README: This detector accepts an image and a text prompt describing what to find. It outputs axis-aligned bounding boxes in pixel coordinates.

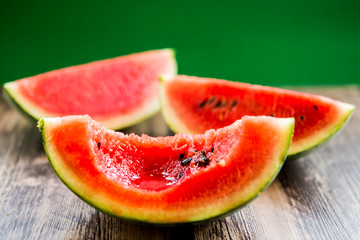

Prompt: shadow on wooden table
[73,209,255,240]
[75,211,198,240]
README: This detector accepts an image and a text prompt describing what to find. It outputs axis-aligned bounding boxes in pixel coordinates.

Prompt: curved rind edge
[3,83,39,123]
[38,116,294,226]
[3,48,177,130]
[36,117,123,223]
[158,75,194,134]
[158,76,355,159]
[287,103,355,159]
[4,79,162,131]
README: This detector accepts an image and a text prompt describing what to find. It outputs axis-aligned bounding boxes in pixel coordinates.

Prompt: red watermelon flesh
[3,49,176,129]
[160,75,355,157]
[39,115,294,224]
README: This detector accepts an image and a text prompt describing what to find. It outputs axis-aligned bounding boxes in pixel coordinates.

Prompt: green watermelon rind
[287,104,354,159]
[38,118,130,222]
[38,116,294,225]
[159,75,355,159]
[2,85,40,123]
[158,75,195,134]
[3,49,177,130]
[3,79,162,130]
[188,118,295,225]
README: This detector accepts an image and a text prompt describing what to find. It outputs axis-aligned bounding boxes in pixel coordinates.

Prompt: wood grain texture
[0,86,359,240]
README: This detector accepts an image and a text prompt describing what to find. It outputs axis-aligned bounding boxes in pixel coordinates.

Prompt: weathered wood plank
[277,86,360,240]
[0,86,359,240]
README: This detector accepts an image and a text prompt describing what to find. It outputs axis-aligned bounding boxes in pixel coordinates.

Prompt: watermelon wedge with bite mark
[3,49,177,130]
[38,115,294,224]
[159,75,355,157]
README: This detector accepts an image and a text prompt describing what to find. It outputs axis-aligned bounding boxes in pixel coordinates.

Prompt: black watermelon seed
[181,157,192,166]
[211,147,214,152]
[299,115,304,121]
[214,99,222,108]
[198,99,207,108]
[196,158,209,166]
[97,142,101,149]
[177,172,184,179]
[201,155,210,163]
[198,150,210,164]
[270,113,274,117]
[180,153,185,160]
[313,105,318,110]
[208,97,216,105]
[231,100,238,108]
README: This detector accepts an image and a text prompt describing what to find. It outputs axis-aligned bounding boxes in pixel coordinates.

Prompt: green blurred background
[1,0,359,86]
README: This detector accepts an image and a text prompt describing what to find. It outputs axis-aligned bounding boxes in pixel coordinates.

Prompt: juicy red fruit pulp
[166,77,338,142]
[17,50,174,117]
[94,137,218,191]
[50,116,282,196]
[42,115,294,224]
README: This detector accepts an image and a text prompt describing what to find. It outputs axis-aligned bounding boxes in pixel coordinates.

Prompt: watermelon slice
[159,75,355,157]
[3,49,177,129]
[38,115,294,224]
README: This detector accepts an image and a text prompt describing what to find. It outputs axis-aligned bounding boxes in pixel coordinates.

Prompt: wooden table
[1,86,359,240]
